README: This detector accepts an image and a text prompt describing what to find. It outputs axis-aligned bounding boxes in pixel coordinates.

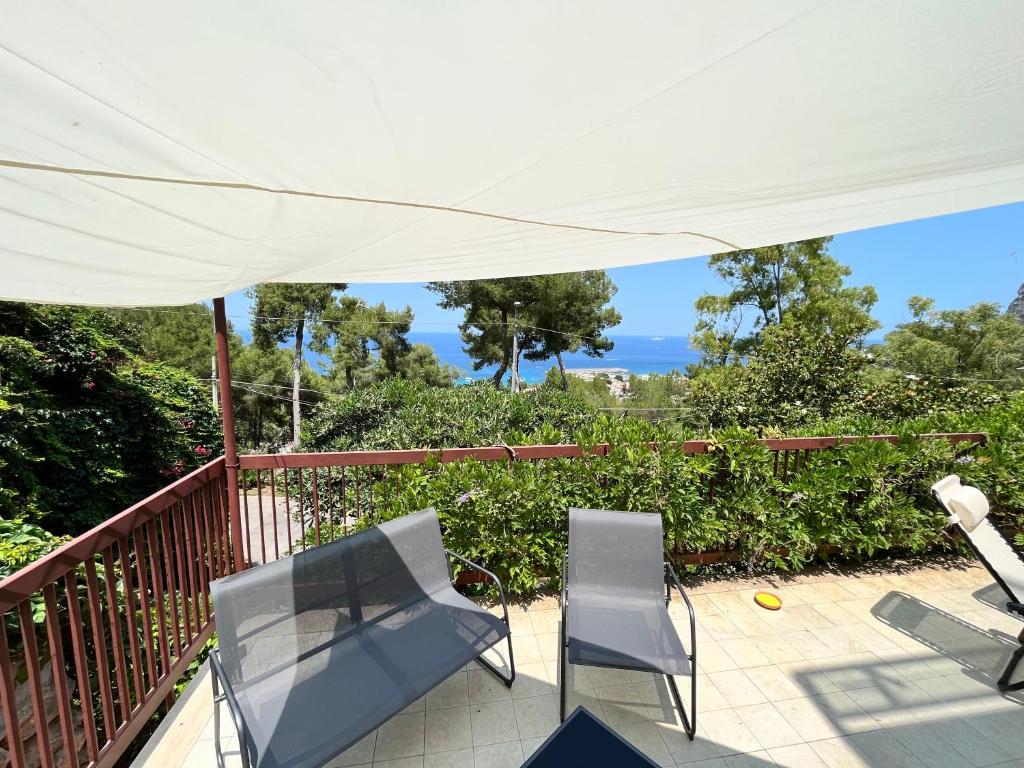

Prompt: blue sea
[238,327,701,384]
[408,332,700,384]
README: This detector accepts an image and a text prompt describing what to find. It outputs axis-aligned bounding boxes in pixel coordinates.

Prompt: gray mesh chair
[209,508,515,768]
[560,508,697,738]
[932,475,1024,691]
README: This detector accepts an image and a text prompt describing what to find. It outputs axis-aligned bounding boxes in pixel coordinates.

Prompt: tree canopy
[873,297,1024,388]
[691,238,878,363]
[427,273,620,387]
[248,283,346,443]
[522,272,621,390]
[0,302,221,534]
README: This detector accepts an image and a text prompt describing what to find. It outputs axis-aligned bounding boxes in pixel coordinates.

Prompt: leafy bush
[0,303,221,535]
[302,379,596,451]
[365,397,1022,596]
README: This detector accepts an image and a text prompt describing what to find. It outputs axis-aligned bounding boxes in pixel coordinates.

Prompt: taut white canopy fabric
[2,1,1024,305]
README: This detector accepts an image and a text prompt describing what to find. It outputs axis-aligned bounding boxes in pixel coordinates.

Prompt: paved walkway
[141,557,1024,768]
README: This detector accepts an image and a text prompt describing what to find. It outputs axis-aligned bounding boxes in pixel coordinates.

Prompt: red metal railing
[233,433,986,567]
[0,432,985,766]
[0,459,232,768]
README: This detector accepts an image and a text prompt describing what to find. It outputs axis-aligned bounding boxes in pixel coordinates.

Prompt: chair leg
[212,666,226,768]
[997,629,1024,692]
[559,615,568,722]
[665,672,697,740]
[477,632,516,688]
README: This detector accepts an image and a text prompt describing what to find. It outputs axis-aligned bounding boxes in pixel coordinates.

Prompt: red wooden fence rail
[0,432,985,766]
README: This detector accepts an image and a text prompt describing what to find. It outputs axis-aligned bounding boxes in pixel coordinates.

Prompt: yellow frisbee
[754,592,782,611]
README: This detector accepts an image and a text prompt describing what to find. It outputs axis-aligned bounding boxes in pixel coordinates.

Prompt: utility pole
[511,300,522,392]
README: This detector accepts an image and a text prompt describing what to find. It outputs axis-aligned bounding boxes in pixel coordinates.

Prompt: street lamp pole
[511,300,522,392]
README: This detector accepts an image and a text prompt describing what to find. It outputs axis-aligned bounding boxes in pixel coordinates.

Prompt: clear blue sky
[225,201,1023,337]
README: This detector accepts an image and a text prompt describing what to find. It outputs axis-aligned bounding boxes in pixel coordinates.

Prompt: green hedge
[367,398,1023,596]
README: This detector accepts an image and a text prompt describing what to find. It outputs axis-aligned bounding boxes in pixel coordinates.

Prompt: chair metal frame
[559,553,697,739]
[210,546,514,768]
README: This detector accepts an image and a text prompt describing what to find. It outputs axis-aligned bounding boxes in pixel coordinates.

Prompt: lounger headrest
[942,480,990,533]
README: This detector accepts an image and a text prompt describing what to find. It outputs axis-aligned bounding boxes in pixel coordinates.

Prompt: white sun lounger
[932,475,1024,691]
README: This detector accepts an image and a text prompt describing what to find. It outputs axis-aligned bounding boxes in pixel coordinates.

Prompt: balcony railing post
[214,297,246,573]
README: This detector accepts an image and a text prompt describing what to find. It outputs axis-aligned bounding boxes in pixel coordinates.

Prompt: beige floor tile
[706,670,767,707]
[719,637,772,668]
[655,719,722,764]
[528,608,561,635]
[427,672,469,710]
[732,702,803,749]
[504,609,534,635]
[512,694,559,740]
[467,669,513,704]
[767,743,828,767]
[424,706,472,755]
[846,730,926,768]
[812,653,889,692]
[326,731,377,766]
[702,613,747,641]
[812,690,879,735]
[472,740,524,768]
[422,748,474,768]
[707,591,753,615]
[469,700,519,746]
[815,627,865,656]
[787,604,837,631]
[610,719,674,767]
[634,675,706,720]
[563,687,605,721]
[374,712,426,761]
[585,665,634,688]
[722,751,773,768]
[778,659,841,696]
[594,683,650,725]
[519,736,546,762]
[780,630,839,660]
[926,718,1015,767]
[373,757,423,768]
[960,709,1024,760]
[533,632,559,662]
[771,695,843,742]
[754,633,804,665]
[890,721,980,768]
[556,661,591,691]
[699,641,741,673]
[810,736,872,768]
[725,609,777,638]
[699,708,763,756]
[400,696,427,714]
[509,635,544,665]
[842,622,899,653]
[743,664,804,702]
[511,661,556,699]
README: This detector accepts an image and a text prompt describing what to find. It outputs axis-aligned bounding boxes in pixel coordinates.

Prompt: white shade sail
[2,1,1023,306]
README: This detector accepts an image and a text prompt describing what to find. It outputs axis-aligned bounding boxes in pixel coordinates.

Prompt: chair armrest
[445,549,510,626]
[665,562,697,663]
[210,649,257,768]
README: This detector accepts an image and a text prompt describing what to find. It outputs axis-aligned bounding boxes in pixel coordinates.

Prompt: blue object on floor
[521,706,659,767]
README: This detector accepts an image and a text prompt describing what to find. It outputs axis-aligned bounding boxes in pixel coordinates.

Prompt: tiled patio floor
[137,557,1024,768]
